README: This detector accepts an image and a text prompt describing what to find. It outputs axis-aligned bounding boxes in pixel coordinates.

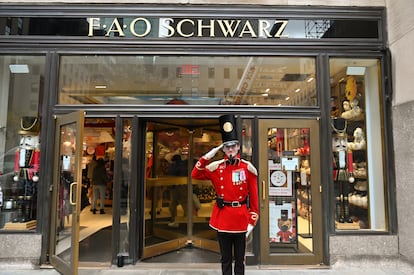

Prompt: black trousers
[217,231,246,275]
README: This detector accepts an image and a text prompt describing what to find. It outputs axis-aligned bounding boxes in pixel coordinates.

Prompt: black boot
[343,198,353,223]
[336,199,344,223]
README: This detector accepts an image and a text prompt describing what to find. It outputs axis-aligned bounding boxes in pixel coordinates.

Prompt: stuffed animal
[345,76,357,101]
[276,211,293,243]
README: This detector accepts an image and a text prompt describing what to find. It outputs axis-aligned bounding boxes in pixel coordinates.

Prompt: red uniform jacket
[14,148,40,181]
[192,155,259,233]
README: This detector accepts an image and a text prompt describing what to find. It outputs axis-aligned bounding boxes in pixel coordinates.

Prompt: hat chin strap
[228,154,236,165]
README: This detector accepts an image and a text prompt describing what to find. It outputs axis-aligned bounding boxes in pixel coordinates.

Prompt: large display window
[330,58,387,231]
[58,55,316,107]
[0,55,45,231]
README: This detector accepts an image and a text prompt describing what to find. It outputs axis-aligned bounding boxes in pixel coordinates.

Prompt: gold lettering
[130,17,151,37]
[161,18,175,37]
[217,20,241,37]
[177,19,194,37]
[197,19,215,37]
[239,20,257,38]
[273,20,288,38]
[106,18,125,37]
[88,17,100,37]
[258,20,271,38]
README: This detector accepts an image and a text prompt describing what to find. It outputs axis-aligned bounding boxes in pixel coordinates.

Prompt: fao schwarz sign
[88,17,289,38]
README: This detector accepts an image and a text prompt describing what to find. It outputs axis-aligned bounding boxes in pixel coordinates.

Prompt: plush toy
[341,99,363,120]
[347,127,366,150]
[345,76,357,101]
[276,210,293,243]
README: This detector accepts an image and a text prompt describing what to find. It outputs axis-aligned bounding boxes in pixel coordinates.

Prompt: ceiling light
[95,85,107,89]
[307,77,314,83]
[295,88,301,93]
[346,66,366,75]
[285,96,290,101]
[9,64,29,73]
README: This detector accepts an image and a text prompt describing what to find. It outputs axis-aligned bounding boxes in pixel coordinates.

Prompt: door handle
[262,180,266,201]
[69,182,77,206]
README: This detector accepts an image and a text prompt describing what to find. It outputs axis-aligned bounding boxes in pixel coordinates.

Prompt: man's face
[222,143,240,158]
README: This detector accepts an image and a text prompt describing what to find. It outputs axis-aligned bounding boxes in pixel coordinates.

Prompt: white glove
[204,144,223,160]
[246,224,254,238]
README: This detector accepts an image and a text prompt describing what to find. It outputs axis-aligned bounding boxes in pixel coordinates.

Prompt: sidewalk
[0,258,413,275]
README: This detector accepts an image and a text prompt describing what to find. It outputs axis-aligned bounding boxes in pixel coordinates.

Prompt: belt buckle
[231,201,241,207]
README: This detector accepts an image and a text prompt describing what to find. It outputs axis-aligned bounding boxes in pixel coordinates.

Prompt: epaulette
[206,159,225,172]
[241,159,258,176]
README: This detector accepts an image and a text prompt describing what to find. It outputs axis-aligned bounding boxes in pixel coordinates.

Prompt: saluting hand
[204,144,223,160]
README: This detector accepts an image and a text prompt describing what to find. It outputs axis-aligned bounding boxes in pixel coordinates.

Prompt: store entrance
[258,119,324,265]
[142,118,222,259]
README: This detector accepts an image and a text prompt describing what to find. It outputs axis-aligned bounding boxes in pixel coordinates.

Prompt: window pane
[0,55,45,231]
[58,55,316,107]
[330,58,387,231]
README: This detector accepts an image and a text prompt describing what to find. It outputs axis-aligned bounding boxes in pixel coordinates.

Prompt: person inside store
[87,155,98,184]
[91,158,108,214]
[191,114,259,275]
[167,154,201,228]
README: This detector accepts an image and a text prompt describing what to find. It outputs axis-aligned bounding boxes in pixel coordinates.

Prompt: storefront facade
[0,3,398,273]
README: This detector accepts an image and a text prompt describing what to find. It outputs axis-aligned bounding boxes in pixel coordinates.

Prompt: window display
[0,55,45,231]
[330,58,386,231]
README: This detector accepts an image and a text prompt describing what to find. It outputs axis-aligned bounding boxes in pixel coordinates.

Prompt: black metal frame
[0,3,394,268]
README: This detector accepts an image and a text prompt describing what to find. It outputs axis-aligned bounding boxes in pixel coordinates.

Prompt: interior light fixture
[9,64,29,73]
[346,66,366,75]
[95,85,107,89]
[295,88,301,93]
[307,77,314,82]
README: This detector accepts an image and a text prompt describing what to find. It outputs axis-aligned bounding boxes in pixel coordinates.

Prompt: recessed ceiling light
[9,64,29,73]
[346,66,366,75]
[95,85,107,89]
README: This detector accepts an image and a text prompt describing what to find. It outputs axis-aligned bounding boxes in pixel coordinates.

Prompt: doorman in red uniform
[192,114,259,275]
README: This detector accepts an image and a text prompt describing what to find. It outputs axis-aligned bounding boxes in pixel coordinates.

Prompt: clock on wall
[270,170,287,187]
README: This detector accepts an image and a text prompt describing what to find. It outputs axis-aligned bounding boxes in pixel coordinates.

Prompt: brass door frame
[49,111,84,275]
[258,118,323,265]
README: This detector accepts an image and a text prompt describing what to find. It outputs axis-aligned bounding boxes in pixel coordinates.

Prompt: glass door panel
[143,121,220,258]
[49,111,84,275]
[259,119,323,265]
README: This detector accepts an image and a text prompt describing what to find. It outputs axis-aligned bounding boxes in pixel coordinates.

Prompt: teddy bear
[347,127,366,150]
[276,210,294,243]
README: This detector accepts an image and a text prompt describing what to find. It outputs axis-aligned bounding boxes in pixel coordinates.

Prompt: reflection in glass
[267,126,313,253]
[56,123,77,262]
[120,119,131,252]
[58,55,316,107]
[143,122,220,257]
